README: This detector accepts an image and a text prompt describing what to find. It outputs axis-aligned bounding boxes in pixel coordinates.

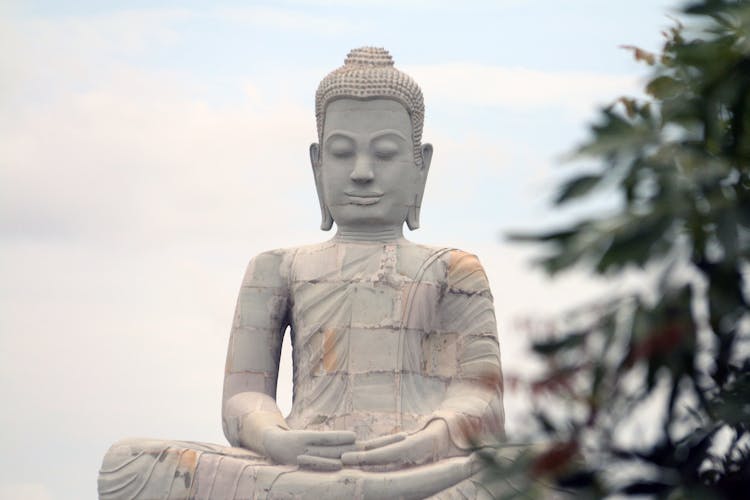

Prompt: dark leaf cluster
[502,1,750,498]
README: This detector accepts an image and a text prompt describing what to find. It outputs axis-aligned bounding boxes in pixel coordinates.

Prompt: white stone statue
[99,47,506,499]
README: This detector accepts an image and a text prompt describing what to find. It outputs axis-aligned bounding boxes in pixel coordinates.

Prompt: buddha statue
[99,47,506,499]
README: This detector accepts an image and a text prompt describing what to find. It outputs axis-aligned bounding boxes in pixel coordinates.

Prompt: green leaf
[646,75,682,99]
[715,204,739,258]
[575,109,657,160]
[506,227,578,243]
[594,215,674,273]
[532,332,588,355]
[621,481,673,495]
[555,174,603,204]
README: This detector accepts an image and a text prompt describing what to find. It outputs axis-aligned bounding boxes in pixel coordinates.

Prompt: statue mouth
[345,192,383,205]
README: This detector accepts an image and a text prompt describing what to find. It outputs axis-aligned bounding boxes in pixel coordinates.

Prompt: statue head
[310,47,433,233]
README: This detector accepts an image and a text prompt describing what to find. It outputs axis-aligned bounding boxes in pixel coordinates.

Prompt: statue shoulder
[441,248,492,295]
[398,243,491,294]
[241,241,336,287]
[241,247,295,288]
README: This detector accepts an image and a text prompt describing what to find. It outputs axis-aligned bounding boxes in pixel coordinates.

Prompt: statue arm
[222,250,291,454]
[432,250,505,449]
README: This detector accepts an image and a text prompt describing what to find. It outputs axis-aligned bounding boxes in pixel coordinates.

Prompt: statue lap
[99,438,502,499]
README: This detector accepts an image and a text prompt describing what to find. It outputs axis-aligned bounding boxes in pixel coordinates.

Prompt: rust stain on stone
[448,250,485,288]
[448,250,480,278]
[478,371,503,391]
[457,415,484,442]
[323,328,337,372]
[179,449,198,472]
[176,449,198,490]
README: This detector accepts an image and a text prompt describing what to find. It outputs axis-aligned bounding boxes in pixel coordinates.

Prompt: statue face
[312,98,430,231]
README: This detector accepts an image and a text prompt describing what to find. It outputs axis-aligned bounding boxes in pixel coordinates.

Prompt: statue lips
[345,192,383,205]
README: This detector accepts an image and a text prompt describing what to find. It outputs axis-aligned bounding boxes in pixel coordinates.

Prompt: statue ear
[310,143,333,231]
[406,143,432,231]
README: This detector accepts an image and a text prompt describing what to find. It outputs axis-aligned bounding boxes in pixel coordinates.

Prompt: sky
[0,1,680,498]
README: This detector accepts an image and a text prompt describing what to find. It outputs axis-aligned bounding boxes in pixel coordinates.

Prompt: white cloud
[0,484,54,500]
[4,8,188,61]
[213,6,362,35]
[0,61,320,245]
[282,0,528,7]
[406,63,641,113]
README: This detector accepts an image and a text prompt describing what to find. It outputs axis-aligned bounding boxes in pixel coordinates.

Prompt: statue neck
[333,224,404,242]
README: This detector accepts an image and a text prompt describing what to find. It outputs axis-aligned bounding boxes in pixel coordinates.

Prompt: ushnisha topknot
[315,47,426,167]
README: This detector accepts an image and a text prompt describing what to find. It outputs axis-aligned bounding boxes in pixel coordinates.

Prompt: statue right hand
[262,427,357,468]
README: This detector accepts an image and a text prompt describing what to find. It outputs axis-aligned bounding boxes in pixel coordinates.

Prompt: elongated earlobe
[406,143,432,231]
[310,143,333,231]
[406,198,421,230]
[320,207,334,231]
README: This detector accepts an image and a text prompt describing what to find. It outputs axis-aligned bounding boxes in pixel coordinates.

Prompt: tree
[489,1,750,497]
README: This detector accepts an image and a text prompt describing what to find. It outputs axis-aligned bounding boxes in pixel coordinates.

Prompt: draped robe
[99,240,505,499]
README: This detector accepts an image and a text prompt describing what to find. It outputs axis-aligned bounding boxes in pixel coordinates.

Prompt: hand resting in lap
[343,419,463,472]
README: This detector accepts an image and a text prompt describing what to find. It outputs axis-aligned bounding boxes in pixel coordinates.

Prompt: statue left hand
[341,419,462,471]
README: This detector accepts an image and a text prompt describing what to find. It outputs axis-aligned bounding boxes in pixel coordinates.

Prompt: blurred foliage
[501,0,750,498]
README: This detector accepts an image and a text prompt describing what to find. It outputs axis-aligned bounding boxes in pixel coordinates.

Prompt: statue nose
[350,158,374,183]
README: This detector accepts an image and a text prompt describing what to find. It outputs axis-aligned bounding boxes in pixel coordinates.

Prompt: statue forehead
[323,98,412,137]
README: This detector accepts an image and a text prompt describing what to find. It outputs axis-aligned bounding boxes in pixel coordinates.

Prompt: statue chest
[284,243,459,429]
[287,242,453,376]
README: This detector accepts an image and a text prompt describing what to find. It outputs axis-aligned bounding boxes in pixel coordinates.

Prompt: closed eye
[372,138,400,160]
[327,137,355,158]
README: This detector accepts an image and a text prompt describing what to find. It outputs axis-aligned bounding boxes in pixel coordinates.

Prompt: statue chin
[98,47,517,500]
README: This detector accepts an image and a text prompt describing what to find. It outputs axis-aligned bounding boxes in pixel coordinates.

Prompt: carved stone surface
[99,47,510,499]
